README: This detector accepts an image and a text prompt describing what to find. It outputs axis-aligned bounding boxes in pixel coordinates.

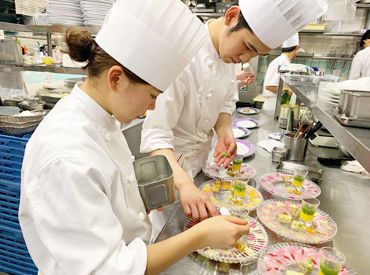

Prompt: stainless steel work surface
[156,108,370,274]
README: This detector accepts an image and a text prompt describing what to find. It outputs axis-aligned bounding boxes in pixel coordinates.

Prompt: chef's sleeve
[220,65,239,114]
[264,62,281,87]
[349,52,361,80]
[20,157,147,275]
[140,76,187,153]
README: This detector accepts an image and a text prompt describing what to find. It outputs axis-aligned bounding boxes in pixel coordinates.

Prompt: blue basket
[0,135,29,150]
[0,166,21,177]
[0,173,21,186]
[0,160,22,170]
[0,152,23,164]
[0,184,21,200]
[0,258,37,275]
[0,145,25,157]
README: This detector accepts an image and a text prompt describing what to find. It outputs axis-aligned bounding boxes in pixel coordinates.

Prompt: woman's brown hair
[65,27,148,84]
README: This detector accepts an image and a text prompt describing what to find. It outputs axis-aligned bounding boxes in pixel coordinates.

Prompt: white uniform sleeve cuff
[140,128,175,153]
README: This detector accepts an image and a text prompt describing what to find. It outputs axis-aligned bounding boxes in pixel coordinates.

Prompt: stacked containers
[0,133,37,275]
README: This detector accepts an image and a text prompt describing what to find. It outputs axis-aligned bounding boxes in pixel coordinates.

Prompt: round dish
[237,107,260,115]
[232,126,250,139]
[236,139,256,158]
[257,199,337,244]
[184,216,268,264]
[199,180,263,212]
[258,242,357,274]
[202,162,256,180]
[259,173,321,200]
[233,118,261,129]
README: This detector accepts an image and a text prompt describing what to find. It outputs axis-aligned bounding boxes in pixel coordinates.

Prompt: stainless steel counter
[156,109,370,274]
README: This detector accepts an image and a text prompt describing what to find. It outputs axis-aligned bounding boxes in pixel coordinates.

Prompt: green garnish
[221,152,228,157]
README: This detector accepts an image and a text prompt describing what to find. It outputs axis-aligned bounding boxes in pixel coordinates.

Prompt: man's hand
[213,135,237,168]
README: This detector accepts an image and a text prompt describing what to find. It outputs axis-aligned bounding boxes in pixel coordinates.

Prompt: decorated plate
[237,107,260,115]
[259,173,321,200]
[236,139,256,158]
[232,126,250,139]
[202,162,256,180]
[199,180,263,212]
[233,118,261,129]
[184,216,268,264]
[257,200,337,244]
[258,242,357,275]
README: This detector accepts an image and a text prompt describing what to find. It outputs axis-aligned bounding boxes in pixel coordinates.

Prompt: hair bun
[65,28,93,62]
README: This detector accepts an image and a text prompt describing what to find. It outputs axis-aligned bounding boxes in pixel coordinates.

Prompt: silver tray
[334,110,370,128]
[276,161,323,184]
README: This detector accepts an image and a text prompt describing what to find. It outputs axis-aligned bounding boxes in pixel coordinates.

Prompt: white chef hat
[282,33,299,48]
[95,0,207,91]
[239,0,327,49]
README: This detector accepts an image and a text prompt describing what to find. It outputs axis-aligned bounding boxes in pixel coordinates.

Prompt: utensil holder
[283,134,308,161]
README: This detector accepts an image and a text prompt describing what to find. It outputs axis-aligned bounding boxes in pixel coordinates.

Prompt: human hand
[176,170,218,221]
[214,135,237,168]
[193,215,250,250]
[236,70,255,86]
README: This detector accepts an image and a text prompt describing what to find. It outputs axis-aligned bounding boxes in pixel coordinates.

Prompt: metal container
[338,90,370,120]
[276,161,323,183]
[133,155,175,211]
[271,147,287,163]
[283,134,308,161]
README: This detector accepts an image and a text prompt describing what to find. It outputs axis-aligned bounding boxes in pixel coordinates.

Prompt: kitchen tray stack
[0,133,37,275]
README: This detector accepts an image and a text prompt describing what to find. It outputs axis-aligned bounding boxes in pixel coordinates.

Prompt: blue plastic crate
[0,185,21,201]
[0,152,23,164]
[0,224,22,236]
[0,135,29,150]
[0,145,25,157]
[0,231,27,251]
[0,172,21,185]
[0,160,22,170]
[0,246,35,267]
[0,166,21,177]
[0,258,37,275]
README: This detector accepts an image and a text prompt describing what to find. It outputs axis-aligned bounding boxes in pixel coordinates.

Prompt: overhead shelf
[0,64,86,75]
[356,3,370,8]
[281,76,370,172]
[0,22,100,34]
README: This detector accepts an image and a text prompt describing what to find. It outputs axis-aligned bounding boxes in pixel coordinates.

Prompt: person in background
[141,0,327,222]
[349,30,370,80]
[18,1,251,274]
[262,33,299,111]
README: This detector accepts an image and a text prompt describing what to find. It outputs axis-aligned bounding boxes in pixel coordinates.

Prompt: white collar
[205,20,221,60]
[71,83,117,131]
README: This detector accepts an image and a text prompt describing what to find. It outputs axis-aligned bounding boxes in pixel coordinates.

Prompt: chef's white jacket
[262,54,290,110]
[349,47,370,80]
[19,84,151,275]
[140,22,239,177]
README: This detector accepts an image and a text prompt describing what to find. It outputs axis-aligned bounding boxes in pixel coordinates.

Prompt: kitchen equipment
[283,133,308,161]
[338,90,370,119]
[133,155,175,211]
[335,89,370,128]
[279,104,300,130]
[272,147,288,163]
[276,161,324,183]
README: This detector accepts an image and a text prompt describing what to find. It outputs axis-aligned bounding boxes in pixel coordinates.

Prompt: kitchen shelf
[267,54,353,61]
[192,12,224,18]
[281,76,370,172]
[299,31,363,37]
[0,64,85,75]
[356,3,370,8]
[0,22,100,34]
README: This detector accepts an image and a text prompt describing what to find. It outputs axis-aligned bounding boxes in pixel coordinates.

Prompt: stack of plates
[318,87,341,107]
[81,0,114,26]
[48,0,83,26]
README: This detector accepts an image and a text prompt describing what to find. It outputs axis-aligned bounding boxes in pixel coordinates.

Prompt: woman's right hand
[192,215,250,250]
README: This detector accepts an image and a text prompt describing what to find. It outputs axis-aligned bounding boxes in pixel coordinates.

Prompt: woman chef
[140,0,327,221]
[18,1,251,274]
[349,30,370,80]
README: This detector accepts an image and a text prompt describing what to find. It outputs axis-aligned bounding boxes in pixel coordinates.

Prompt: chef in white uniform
[18,1,252,274]
[349,30,370,80]
[262,33,299,110]
[141,0,327,221]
